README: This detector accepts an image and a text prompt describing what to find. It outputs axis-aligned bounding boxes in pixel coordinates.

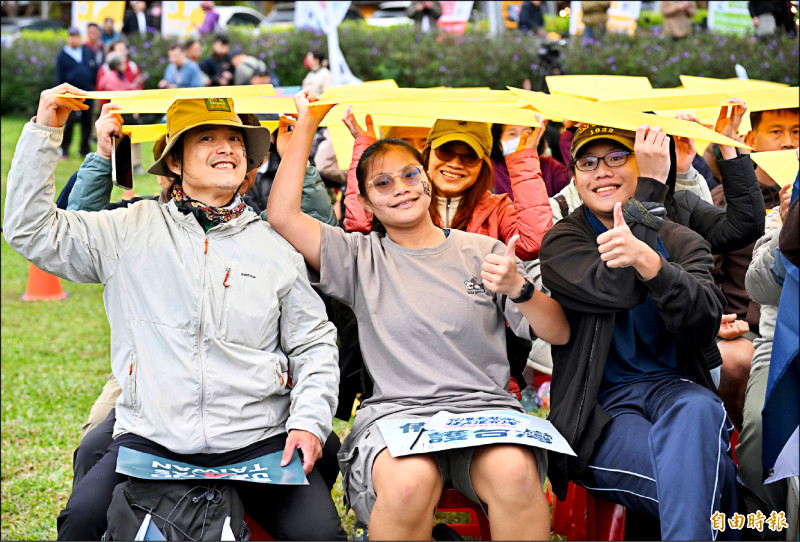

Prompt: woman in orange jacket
[341,107,554,261]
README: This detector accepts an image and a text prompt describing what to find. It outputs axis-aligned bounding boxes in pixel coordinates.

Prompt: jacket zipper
[446,198,452,228]
[197,234,210,449]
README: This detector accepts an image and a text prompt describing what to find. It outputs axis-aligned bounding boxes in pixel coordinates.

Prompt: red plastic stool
[552,482,588,540]
[243,512,274,541]
[586,490,626,541]
[552,482,627,540]
[436,487,492,540]
[730,429,740,465]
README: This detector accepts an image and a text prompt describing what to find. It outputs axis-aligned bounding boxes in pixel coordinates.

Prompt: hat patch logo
[205,98,231,112]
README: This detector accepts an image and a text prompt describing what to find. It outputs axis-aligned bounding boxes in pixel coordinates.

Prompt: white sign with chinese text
[377,409,575,458]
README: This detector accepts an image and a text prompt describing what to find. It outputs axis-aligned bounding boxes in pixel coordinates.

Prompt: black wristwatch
[510,281,535,303]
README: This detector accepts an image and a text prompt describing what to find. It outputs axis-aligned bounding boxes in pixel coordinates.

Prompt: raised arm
[502,115,555,259]
[67,103,125,212]
[341,105,377,233]
[3,86,125,284]
[266,89,333,272]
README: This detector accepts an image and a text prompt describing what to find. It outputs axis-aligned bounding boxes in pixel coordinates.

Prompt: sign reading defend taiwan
[115,447,308,485]
[377,409,575,458]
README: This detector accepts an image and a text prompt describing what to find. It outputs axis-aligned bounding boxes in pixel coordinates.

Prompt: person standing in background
[184,39,211,86]
[194,1,220,36]
[661,1,697,40]
[405,1,442,32]
[85,23,105,66]
[581,1,610,43]
[99,17,120,47]
[158,43,204,89]
[301,50,333,96]
[56,27,98,159]
[122,1,153,38]
[518,1,545,34]
[201,34,233,86]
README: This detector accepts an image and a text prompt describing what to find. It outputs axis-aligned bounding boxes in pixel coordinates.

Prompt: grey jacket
[745,208,783,373]
[4,121,339,454]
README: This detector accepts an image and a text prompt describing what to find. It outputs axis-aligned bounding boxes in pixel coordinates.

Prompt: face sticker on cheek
[421,178,431,197]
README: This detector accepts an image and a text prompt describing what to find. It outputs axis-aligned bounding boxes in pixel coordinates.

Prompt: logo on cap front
[204,98,231,112]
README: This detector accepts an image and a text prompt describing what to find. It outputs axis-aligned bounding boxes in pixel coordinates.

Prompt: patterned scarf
[171,183,246,226]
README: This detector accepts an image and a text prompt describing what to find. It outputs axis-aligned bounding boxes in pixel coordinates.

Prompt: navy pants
[575,378,739,541]
[58,432,345,541]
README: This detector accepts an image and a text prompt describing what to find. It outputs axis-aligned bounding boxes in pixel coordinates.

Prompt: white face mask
[501,136,520,157]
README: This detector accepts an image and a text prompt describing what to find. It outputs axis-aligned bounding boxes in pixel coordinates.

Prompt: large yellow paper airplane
[510,87,749,149]
[124,120,280,143]
[314,87,520,106]
[111,96,297,115]
[750,150,799,188]
[679,75,789,91]
[54,84,277,101]
[545,75,653,101]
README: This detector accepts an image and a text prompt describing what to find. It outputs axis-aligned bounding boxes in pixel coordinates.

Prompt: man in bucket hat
[3,84,344,540]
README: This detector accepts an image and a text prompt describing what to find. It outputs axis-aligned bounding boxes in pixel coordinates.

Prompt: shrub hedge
[2,24,798,116]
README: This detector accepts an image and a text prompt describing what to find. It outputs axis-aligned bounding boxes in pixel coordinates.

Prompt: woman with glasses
[341,108,553,262]
[268,89,570,540]
[538,123,740,541]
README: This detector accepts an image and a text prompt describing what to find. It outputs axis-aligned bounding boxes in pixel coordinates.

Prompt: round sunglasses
[368,165,424,195]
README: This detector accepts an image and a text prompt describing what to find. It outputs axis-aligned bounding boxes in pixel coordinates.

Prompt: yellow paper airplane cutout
[316,100,542,129]
[113,96,297,115]
[599,88,732,111]
[124,120,279,143]
[55,84,277,100]
[679,76,789,91]
[314,88,520,106]
[750,150,799,187]
[509,88,749,149]
[545,75,652,101]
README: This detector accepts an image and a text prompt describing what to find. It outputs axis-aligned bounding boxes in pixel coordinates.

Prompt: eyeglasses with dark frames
[572,150,634,172]
[367,165,424,195]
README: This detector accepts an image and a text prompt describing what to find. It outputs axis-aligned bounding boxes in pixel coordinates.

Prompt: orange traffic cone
[21,263,68,301]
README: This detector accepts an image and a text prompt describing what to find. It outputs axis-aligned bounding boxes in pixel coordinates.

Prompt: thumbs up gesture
[597,202,662,279]
[482,234,526,297]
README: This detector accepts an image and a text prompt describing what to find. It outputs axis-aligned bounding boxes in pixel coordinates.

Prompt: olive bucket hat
[148,97,270,176]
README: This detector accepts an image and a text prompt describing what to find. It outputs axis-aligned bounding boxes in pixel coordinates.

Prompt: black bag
[105,478,246,541]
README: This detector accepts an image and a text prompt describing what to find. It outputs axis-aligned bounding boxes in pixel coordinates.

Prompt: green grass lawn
[1,115,557,541]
